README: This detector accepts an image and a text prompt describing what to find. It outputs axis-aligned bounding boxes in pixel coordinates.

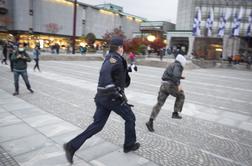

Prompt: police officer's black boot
[123,142,140,153]
[146,118,154,132]
[172,112,182,119]
[63,143,75,164]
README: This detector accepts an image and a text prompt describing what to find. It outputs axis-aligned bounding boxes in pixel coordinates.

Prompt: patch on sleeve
[109,57,117,64]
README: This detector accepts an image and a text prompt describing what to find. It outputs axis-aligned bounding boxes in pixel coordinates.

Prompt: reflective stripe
[97,84,115,90]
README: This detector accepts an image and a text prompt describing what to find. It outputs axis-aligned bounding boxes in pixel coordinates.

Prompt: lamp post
[72,0,77,54]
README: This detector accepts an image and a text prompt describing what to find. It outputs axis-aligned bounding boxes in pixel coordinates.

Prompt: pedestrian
[1,42,8,65]
[55,43,60,54]
[128,51,135,64]
[8,42,15,72]
[11,43,34,96]
[63,36,140,164]
[33,45,41,71]
[247,55,252,69]
[146,54,186,132]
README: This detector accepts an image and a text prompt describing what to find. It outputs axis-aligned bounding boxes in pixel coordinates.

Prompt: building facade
[168,0,252,60]
[133,21,175,42]
[0,0,144,50]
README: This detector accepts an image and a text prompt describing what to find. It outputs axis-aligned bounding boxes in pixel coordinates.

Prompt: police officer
[63,36,140,164]
[146,54,186,132]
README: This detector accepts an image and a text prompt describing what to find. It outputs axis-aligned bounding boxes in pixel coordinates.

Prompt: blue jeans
[13,70,31,92]
[68,95,136,151]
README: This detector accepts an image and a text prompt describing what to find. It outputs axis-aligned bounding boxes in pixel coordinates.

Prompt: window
[29,9,33,16]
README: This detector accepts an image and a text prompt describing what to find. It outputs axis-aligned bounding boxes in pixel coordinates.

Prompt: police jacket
[11,50,31,70]
[162,61,183,86]
[97,52,130,94]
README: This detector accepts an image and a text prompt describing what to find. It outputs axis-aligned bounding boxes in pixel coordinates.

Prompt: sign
[45,23,62,33]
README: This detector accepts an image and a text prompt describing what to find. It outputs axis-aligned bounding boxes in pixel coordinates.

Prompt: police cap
[110,36,123,46]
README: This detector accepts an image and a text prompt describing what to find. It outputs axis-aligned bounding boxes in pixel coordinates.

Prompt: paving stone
[77,141,120,161]
[193,112,220,122]
[0,107,5,113]
[216,118,240,127]
[10,107,47,119]
[239,122,252,132]
[90,150,149,166]
[14,144,71,166]
[0,97,24,105]
[220,111,250,121]
[37,122,80,138]
[1,134,51,156]
[2,102,35,111]
[51,129,84,145]
[0,112,21,127]
[23,114,64,128]
[0,123,36,143]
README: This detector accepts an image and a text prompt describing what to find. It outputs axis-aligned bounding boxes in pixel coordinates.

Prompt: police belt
[97,84,118,96]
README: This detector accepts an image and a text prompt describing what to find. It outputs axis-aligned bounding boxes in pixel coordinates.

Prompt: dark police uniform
[64,42,139,164]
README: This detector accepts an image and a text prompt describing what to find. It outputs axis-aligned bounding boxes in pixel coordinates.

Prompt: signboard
[45,23,63,33]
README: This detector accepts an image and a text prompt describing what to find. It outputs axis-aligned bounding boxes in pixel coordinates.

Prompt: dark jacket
[11,50,31,70]
[162,61,183,86]
[98,52,130,90]
[2,44,7,55]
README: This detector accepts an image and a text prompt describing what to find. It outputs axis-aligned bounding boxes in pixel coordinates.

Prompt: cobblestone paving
[0,146,19,166]
[0,61,252,166]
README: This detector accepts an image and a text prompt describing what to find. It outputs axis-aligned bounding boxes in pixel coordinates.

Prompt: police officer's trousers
[150,82,185,120]
[68,95,136,152]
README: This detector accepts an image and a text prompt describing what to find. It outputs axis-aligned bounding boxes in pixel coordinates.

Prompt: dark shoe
[63,143,74,164]
[146,121,154,132]
[13,92,19,96]
[124,142,140,153]
[172,112,182,119]
[28,89,34,93]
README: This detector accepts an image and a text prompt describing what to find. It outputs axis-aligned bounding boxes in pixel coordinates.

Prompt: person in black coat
[1,42,8,65]
[63,37,140,164]
[11,43,34,96]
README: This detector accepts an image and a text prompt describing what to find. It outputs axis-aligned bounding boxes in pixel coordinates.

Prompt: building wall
[176,0,252,36]
[32,0,83,36]
[176,0,195,30]
[11,0,31,31]
[85,6,140,39]
[5,0,141,39]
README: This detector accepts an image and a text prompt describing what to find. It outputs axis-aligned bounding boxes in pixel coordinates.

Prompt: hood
[175,54,186,68]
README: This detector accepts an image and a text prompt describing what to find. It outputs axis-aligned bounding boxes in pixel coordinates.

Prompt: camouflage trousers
[150,82,185,120]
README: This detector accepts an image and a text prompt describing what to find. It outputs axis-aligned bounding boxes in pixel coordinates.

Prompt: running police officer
[63,36,140,164]
[146,54,186,132]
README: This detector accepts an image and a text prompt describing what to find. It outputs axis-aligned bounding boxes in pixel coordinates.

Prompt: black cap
[110,36,123,46]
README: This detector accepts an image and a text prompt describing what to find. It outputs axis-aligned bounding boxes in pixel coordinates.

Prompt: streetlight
[72,0,77,54]
[147,35,156,42]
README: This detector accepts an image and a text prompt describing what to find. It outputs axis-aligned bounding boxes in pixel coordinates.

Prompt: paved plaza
[0,60,252,166]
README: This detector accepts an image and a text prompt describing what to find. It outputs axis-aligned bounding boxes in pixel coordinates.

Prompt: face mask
[18,48,25,52]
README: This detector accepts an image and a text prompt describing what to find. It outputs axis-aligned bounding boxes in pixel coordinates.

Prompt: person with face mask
[63,36,140,164]
[11,43,34,96]
[146,54,186,132]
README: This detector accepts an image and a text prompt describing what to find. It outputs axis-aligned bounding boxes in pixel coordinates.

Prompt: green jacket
[11,50,31,70]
